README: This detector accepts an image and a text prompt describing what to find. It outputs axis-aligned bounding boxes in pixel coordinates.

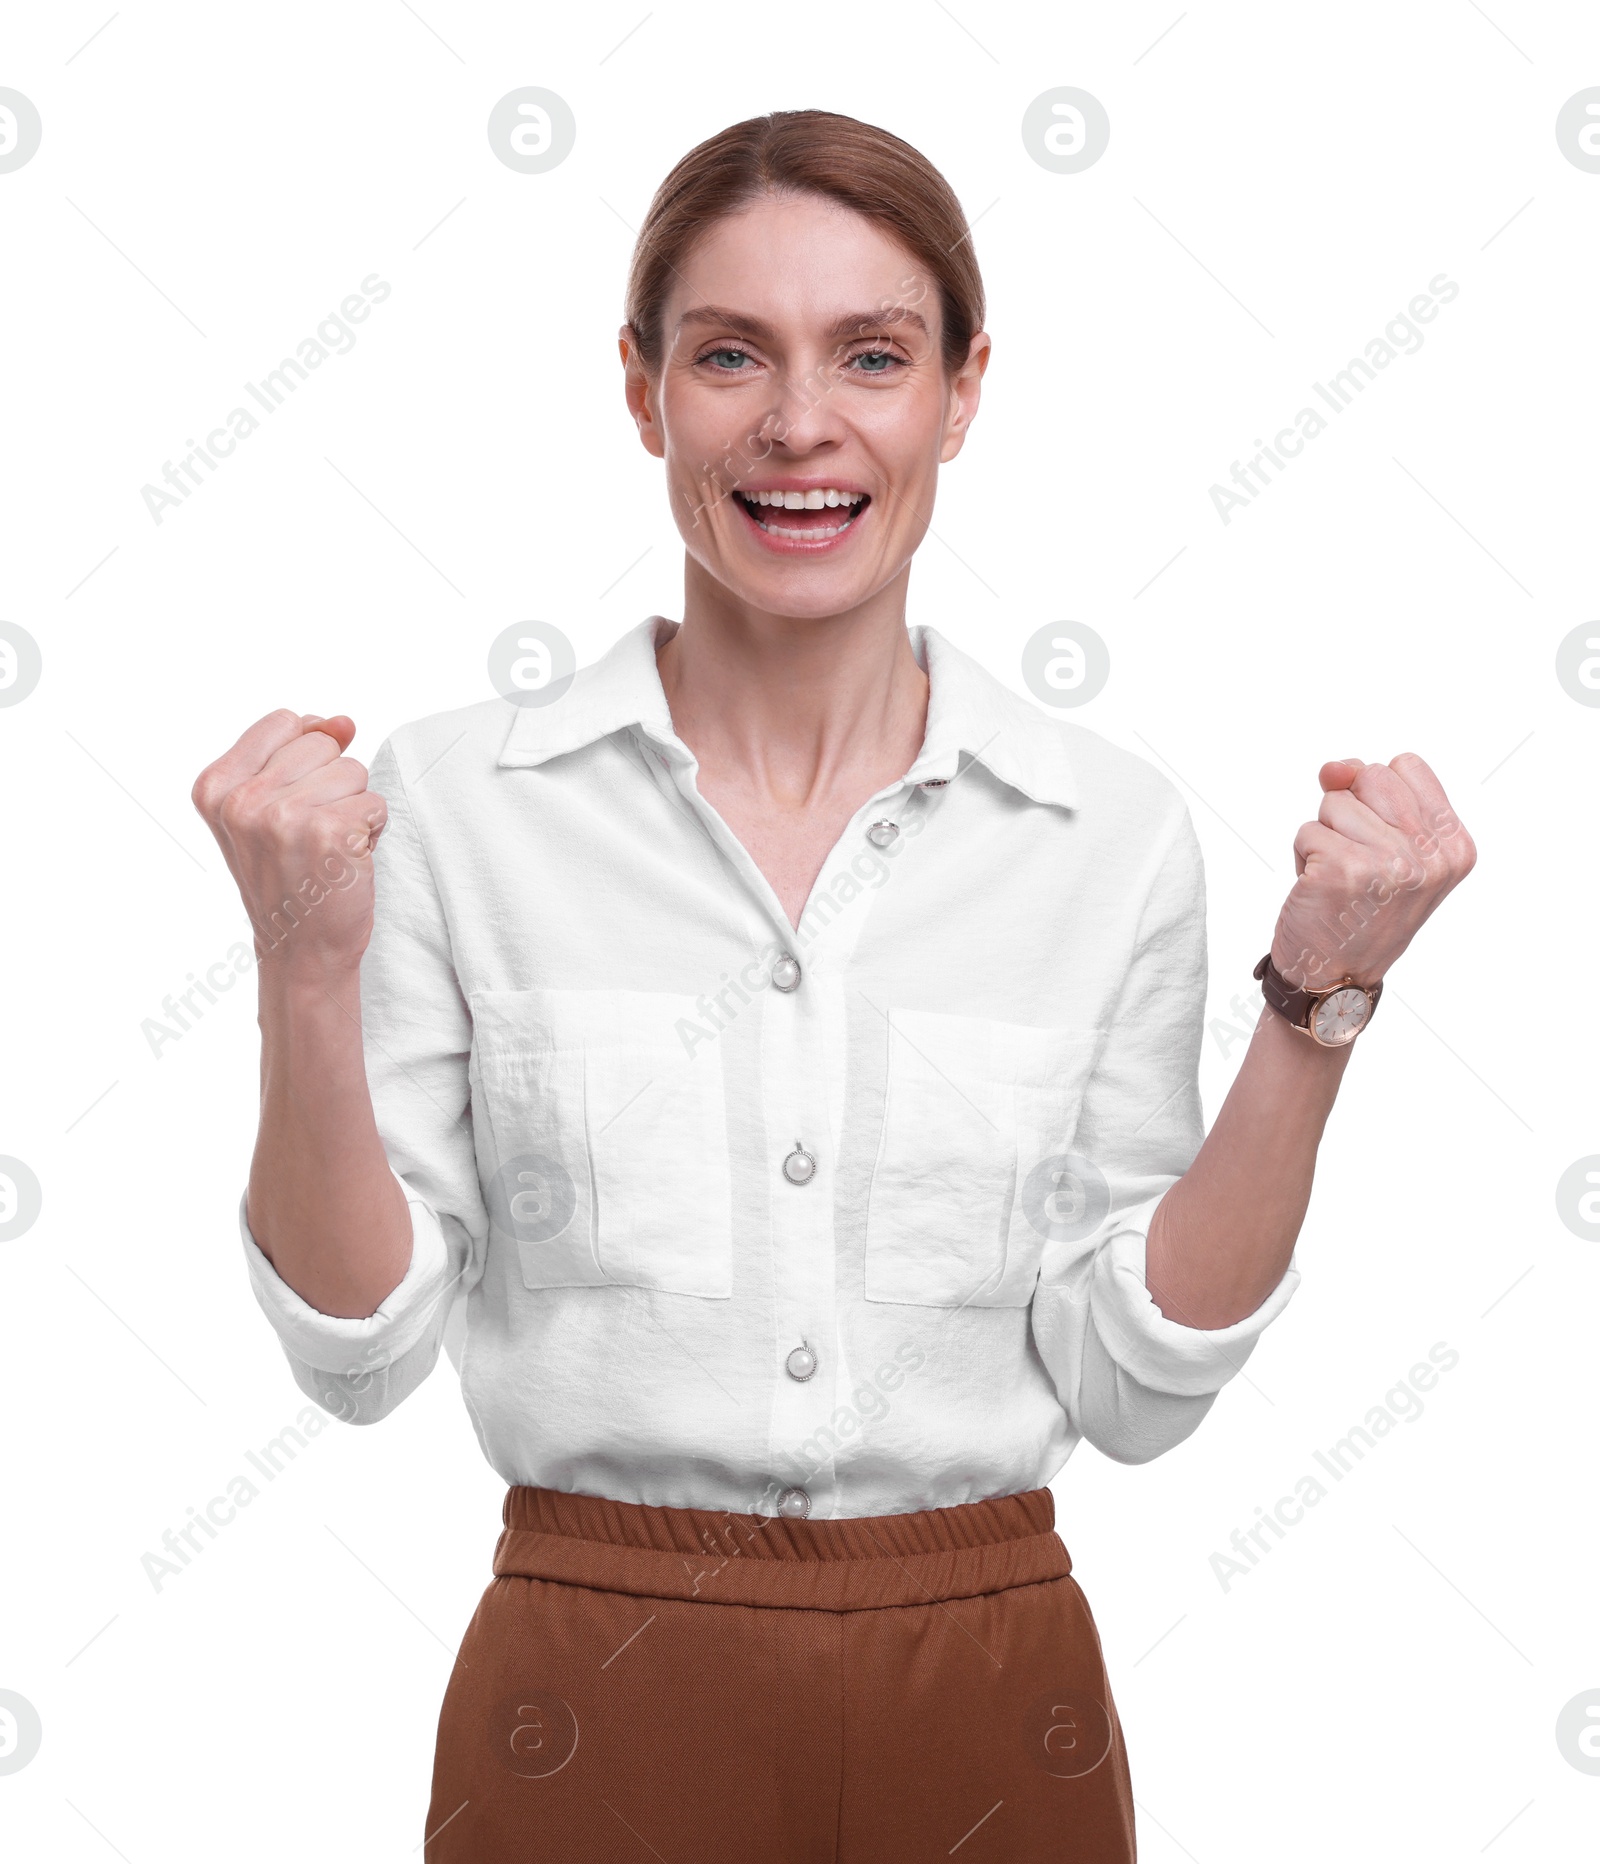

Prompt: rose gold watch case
[1303,980,1376,1047]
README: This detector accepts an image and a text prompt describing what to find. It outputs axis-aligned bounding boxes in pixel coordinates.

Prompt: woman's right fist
[191,709,389,983]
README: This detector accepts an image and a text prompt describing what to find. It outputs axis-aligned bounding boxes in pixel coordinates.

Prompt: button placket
[770,952,884,1524]
[761,919,836,1512]
[758,783,934,1525]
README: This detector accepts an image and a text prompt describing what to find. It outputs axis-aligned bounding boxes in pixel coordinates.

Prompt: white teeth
[741,503,863,539]
[741,488,863,508]
[754,520,850,539]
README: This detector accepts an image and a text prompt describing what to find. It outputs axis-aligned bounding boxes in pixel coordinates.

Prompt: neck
[657,556,930,808]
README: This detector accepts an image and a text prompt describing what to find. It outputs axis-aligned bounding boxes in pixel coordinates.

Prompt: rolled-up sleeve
[237,733,488,1424]
[1029,800,1301,1464]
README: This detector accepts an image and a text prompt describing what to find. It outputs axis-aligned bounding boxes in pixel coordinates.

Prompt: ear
[939,329,991,464]
[619,323,665,460]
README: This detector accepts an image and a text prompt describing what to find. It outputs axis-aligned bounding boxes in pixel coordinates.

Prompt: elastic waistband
[493,1485,1071,1612]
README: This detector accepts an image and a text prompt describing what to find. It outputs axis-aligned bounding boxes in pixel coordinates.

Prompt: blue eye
[701,348,749,370]
[855,350,895,373]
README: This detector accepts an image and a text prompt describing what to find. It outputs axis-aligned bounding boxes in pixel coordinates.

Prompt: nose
[762,355,850,455]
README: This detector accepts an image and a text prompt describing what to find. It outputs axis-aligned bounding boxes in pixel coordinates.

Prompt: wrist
[255,956,363,1020]
[1256,994,1356,1066]
[1269,941,1386,993]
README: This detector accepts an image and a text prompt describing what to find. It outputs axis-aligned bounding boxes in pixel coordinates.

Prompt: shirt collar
[496,614,680,768]
[904,624,1077,809]
[497,614,1077,810]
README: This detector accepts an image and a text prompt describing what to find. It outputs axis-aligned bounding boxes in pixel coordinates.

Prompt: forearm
[246,968,412,1319]
[1144,1003,1350,1330]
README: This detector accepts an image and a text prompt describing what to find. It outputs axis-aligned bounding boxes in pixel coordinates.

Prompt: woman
[192,111,1474,1860]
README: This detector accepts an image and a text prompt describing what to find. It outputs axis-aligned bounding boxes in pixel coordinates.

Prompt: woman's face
[622,191,988,622]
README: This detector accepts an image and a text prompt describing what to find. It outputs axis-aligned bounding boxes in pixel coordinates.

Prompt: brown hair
[624,110,985,375]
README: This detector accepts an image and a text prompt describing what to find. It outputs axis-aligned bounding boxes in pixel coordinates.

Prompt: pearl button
[777,1487,811,1520]
[866,819,899,848]
[919,777,949,789]
[771,953,801,992]
[782,1143,816,1186]
[785,1344,817,1382]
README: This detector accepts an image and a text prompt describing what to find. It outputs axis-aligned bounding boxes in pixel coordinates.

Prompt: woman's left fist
[1271,753,1476,990]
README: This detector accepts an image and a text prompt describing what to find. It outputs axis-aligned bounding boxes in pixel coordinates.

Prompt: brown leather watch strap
[1253,952,1383,1031]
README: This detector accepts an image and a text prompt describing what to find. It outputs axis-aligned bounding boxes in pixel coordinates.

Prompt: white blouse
[238,616,1300,1519]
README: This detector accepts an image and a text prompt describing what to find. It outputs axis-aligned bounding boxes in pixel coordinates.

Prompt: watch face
[1311,986,1371,1046]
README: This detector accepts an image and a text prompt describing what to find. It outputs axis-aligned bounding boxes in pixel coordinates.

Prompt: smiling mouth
[734,487,871,542]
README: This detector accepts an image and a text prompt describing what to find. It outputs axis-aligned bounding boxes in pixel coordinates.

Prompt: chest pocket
[864,1007,1098,1309]
[470,987,734,1298]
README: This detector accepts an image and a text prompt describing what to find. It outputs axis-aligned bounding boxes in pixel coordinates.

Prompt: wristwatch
[1253,953,1383,1048]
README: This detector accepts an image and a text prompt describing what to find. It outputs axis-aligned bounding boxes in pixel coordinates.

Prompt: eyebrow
[675,304,930,343]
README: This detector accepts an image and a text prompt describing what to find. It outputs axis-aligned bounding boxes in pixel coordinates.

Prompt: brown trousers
[425,1485,1137,1862]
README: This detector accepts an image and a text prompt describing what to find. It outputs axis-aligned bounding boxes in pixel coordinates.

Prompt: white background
[1,2,1596,1858]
